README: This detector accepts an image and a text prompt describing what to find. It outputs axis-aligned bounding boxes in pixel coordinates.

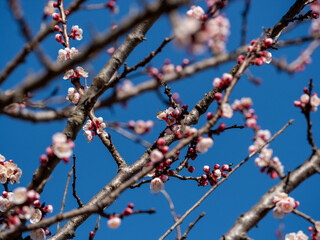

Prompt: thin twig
[180,212,205,240]
[130,179,152,189]
[89,215,101,240]
[161,190,181,239]
[240,0,251,46]
[292,209,316,225]
[72,155,83,208]
[158,119,294,240]
[57,168,73,231]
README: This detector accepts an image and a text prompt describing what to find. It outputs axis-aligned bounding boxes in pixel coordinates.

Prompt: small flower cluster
[127,120,154,135]
[199,163,232,186]
[44,0,56,16]
[83,117,108,143]
[44,133,74,163]
[273,192,299,219]
[116,80,134,95]
[57,47,79,63]
[294,87,320,112]
[66,87,80,105]
[148,139,180,193]
[161,59,190,75]
[232,98,284,178]
[63,66,88,80]
[213,73,233,90]
[0,187,52,239]
[0,154,22,184]
[157,105,189,138]
[175,5,230,54]
[238,38,273,66]
[285,231,309,240]
[308,221,320,240]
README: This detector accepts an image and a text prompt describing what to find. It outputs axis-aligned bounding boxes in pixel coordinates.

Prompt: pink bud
[214,92,222,100]
[157,138,165,146]
[33,200,41,208]
[264,38,273,47]
[46,147,54,156]
[44,204,53,213]
[203,165,210,173]
[188,166,195,173]
[221,164,229,171]
[45,229,51,236]
[127,203,134,209]
[40,154,47,164]
[122,207,133,216]
[237,55,245,64]
[206,112,214,120]
[161,146,169,154]
[214,164,220,169]
[52,13,61,21]
[2,191,7,198]
[54,25,62,32]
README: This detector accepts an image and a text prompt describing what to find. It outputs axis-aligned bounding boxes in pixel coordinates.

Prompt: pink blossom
[52,133,73,159]
[0,196,10,212]
[66,87,80,105]
[107,216,121,229]
[150,177,164,194]
[150,149,163,163]
[30,208,42,224]
[221,103,233,118]
[196,137,214,153]
[71,25,83,40]
[186,6,205,20]
[12,187,27,205]
[44,0,56,16]
[273,192,296,218]
[63,69,75,80]
[76,66,88,78]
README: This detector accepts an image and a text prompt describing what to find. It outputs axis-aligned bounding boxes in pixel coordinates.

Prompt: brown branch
[0,0,189,110]
[222,149,320,239]
[129,179,152,189]
[180,212,206,240]
[159,120,294,240]
[0,0,87,85]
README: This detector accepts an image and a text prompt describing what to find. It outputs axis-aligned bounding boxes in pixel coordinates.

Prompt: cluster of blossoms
[198,163,232,186]
[285,231,309,240]
[0,154,22,184]
[127,120,154,135]
[44,133,74,163]
[175,5,230,54]
[66,87,80,105]
[44,0,56,17]
[157,105,190,138]
[0,187,52,239]
[57,47,79,63]
[232,98,284,178]
[308,221,320,240]
[237,38,273,66]
[213,73,233,90]
[294,87,320,112]
[273,192,299,219]
[116,79,134,95]
[149,138,175,194]
[83,117,108,143]
[63,66,88,81]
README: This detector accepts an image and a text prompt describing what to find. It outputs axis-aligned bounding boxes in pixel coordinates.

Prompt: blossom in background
[273,192,297,218]
[116,80,134,94]
[30,228,46,240]
[150,177,164,194]
[76,66,88,78]
[285,231,308,240]
[0,154,22,185]
[186,5,205,20]
[52,133,74,160]
[44,0,56,16]
[196,137,214,153]
[150,149,163,163]
[128,120,154,135]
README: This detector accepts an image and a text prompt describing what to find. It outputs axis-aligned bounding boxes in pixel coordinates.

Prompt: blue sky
[0,0,320,239]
